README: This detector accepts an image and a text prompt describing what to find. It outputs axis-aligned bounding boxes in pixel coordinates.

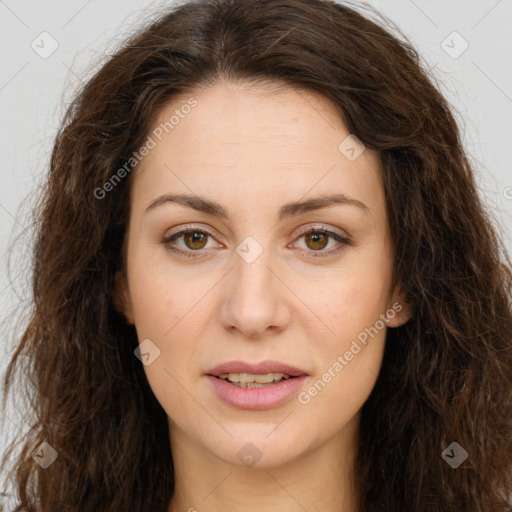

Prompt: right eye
[162,226,223,258]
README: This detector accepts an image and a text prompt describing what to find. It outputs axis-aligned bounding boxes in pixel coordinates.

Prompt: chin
[199,426,318,469]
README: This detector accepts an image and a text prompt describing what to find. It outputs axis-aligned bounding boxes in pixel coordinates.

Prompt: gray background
[1,0,511,504]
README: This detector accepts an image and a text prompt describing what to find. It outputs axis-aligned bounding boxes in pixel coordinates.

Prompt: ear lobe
[112,270,134,325]
[386,284,413,328]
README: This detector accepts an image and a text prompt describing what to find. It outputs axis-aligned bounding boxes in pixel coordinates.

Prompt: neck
[167,414,361,512]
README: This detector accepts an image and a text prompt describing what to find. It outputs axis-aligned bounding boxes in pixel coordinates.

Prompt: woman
[1,0,511,510]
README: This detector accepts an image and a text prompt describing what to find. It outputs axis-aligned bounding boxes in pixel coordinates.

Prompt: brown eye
[293,227,352,259]
[162,227,221,258]
[304,231,329,251]
[183,231,208,250]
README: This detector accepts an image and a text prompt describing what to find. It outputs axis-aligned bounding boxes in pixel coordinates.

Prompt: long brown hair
[2,0,511,510]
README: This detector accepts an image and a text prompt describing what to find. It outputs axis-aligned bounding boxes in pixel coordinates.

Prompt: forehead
[152,79,351,152]
[131,79,384,224]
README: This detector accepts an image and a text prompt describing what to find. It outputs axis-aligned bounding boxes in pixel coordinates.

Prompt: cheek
[126,247,219,375]
[127,265,207,425]
[297,249,392,340]
[129,276,208,373]
[296,283,389,427]
[293,252,391,405]
[127,245,207,338]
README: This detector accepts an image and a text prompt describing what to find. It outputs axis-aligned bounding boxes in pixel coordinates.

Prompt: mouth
[207,360,308,380]
[205,361,309,410]
[215,372,294,388]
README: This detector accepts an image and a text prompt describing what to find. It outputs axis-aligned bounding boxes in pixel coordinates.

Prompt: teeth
[219,372,291,384]
[254,373,280,384]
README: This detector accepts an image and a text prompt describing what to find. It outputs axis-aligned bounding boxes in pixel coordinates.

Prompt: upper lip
[207,360,308,377]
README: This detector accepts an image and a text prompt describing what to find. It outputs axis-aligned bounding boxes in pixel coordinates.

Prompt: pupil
[307,232,328,250]
[186,232,206,249]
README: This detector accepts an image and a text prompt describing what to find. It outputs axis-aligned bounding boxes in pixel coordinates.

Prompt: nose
[219,245,291,339]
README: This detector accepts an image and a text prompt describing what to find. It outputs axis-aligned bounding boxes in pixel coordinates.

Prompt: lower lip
[205,375,308,410]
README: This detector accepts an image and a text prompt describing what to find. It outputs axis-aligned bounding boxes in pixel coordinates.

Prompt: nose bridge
[235,239,273,296]
[220,234,289,337]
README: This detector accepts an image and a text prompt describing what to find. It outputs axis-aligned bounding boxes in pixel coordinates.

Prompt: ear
[112,270,135,325]
[385,283,413,328]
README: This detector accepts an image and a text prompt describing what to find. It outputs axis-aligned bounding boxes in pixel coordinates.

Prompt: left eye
[162,226,351,258]
[292,228,350,256]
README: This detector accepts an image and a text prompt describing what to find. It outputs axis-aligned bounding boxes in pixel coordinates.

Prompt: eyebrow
[144,192,370,220]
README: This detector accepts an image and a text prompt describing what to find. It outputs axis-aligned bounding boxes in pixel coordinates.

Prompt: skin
[114,79,412,512]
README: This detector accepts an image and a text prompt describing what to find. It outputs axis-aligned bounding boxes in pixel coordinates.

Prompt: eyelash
[162,225,352,259]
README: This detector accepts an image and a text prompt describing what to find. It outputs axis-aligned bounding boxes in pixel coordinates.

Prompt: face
[115,79,411,468]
